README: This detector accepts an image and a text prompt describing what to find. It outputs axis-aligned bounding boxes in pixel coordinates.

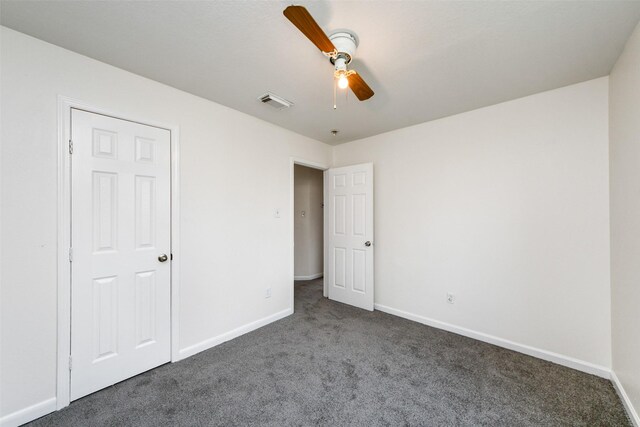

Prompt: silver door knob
[364,241,372,247]
[158,254,168,262]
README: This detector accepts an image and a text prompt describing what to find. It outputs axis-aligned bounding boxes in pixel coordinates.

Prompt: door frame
[56,96,181,409]
[289,157,330,310]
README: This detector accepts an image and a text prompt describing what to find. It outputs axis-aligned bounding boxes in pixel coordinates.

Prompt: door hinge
[69,140,73,154]
[69,247,73,263]
[69,356,73,371]
[170,253,173,261]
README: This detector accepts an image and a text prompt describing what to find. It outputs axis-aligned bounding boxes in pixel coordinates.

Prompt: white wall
[333,78,612,371]
[0,27,331,420]
[293,165,324,280]
[609,21,640,424]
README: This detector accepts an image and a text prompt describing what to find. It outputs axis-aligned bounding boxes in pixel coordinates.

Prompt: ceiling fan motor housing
[329,31,359,71]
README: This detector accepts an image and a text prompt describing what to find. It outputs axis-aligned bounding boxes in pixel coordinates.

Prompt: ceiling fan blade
[349,71,375,101]
[283,5,336,53]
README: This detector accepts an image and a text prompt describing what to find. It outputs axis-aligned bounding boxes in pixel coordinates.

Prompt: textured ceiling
[2,1,640,145]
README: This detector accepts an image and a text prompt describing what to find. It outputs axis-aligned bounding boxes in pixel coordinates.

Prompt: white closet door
[326,163,374,311]
[70,109,171,400]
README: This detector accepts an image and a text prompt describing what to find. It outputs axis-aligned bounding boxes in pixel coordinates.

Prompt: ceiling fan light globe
[338,75,349,89]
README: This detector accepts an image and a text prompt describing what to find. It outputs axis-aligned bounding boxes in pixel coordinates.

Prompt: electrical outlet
[446,293,455,304]
[265,287,272,299]
[274,209,281,218]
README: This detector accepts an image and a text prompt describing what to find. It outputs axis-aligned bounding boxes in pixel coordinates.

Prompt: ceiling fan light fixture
[338,74,349,89]
[335,69,355,90]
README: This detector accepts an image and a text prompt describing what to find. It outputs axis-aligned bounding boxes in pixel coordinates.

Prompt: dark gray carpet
[29,279,629,426]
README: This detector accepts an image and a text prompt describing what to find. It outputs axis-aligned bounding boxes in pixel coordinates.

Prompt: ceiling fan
[283,5,374,101]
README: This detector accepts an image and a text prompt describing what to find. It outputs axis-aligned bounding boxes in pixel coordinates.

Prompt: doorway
[293,164,325,300]
[289,159,375,313]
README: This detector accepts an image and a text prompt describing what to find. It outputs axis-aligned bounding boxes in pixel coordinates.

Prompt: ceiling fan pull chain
[345,82,349,106]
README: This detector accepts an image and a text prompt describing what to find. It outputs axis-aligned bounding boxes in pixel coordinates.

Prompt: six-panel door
[70,109,171,400]
[326,163,374,311]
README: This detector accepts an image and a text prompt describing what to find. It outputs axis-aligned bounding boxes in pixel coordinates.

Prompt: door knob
[364,241,372,247]
[158,254,168,262]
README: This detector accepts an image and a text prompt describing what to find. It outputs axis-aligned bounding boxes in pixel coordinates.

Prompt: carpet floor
[29,279,629,426]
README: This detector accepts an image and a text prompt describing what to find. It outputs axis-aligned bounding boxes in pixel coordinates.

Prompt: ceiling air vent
[259,93,293,110]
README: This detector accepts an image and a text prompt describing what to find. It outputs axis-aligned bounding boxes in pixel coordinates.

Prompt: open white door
[326,163,374,311]
[70,109,171,400]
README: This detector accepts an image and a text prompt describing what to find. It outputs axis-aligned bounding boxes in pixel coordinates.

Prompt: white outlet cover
[446,293,455,304]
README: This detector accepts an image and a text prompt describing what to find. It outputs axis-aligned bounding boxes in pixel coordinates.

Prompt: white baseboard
[612,370,640,426]
[294,273,323,281]
[374,303,611,379]
[0,397,57,427]
[177,308,293,360]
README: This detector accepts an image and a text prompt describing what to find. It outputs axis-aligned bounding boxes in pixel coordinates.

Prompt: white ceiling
[2,1,640,145]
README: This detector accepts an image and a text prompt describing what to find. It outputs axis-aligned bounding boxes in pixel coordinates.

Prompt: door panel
[71,109,171,400]
[326,163,374,310]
